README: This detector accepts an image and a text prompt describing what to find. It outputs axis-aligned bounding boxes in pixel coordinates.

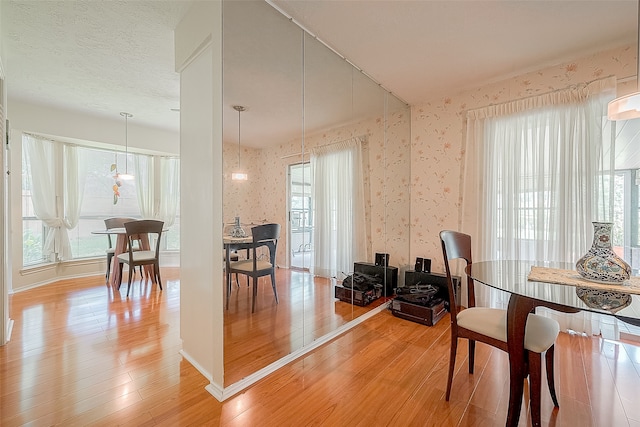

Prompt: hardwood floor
[2,270,640,426]
[224,268,387,385]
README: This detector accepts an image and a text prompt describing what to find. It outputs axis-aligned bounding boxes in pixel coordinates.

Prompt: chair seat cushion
[117,250,156,263]
[106,248,115,254]
[457,307,559,353]
[230,259,273,273]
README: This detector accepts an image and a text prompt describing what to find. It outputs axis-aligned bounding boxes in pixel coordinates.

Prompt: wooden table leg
[505,294,537,427]
[110,234,128,288]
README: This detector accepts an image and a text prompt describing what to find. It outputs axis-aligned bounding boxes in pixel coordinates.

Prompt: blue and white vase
[230,216,247,238]
[575,222,631,284]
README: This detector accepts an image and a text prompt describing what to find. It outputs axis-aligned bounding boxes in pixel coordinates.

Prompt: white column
[174,1,225,393]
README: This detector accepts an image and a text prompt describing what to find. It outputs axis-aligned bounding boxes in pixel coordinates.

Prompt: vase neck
[592,223,612,249]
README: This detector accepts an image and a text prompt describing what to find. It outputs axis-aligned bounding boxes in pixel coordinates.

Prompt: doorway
[288,162,312,270]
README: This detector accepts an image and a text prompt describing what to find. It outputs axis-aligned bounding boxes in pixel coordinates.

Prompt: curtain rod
[280,135,367,159]
[467,75,617,115]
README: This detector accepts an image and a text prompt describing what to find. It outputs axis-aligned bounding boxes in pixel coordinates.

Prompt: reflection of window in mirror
[289,162,312,271]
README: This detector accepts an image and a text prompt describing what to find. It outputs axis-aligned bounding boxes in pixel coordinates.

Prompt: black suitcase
[390,297,447,326]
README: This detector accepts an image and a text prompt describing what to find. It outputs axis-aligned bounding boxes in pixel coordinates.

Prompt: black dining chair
[226,223,280,312]
[440,230,560,426]
[116,220,164,297]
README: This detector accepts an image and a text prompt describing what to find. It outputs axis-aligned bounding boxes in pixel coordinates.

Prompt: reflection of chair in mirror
[104,217,141,281]
[440,230,560,425]
[117,220,164,297]
[226,223,280,313]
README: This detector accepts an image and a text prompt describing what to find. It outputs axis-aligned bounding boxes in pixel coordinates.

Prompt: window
[71,147,142,259]
[22,151,45,265]
[21,134,180,266]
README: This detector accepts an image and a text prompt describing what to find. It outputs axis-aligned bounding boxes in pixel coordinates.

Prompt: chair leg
[528,351,542,427]
[270,272,278,304]
[106,253,113,280]
[226,270,232,310]
[155,263,163,290]
[468,340,476,374]
[117,262,124,290]
[445,335,458,401]
[545,345,559,407]
[126,266,133,297]
[251,276,258,313]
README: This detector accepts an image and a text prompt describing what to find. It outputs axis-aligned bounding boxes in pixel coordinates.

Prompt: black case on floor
[390,298,447,326]
[353,262,398,295]
[402,270,461,310]
[334,285,382,306]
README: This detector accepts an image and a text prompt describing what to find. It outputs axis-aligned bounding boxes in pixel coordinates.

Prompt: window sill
[20,257,103,276]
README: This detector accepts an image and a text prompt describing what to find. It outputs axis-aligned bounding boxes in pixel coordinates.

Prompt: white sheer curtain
[134,154,154,218]
[462,76,619,337]
[310,136,367,278]
[157,157,180,227]
[134,155,179,226]
[23,134,87,261]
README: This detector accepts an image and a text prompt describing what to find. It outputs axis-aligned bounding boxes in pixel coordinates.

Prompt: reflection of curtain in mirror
[310,136,367,278]
[462,76,618,337]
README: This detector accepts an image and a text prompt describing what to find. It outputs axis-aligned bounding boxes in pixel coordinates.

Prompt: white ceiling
[3,0,638,143]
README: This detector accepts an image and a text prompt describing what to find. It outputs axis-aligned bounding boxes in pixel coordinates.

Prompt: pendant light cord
[119,112,133,177]
[233,105,245,170]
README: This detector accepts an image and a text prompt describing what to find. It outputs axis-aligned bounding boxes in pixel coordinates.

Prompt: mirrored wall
[221,0,410,386]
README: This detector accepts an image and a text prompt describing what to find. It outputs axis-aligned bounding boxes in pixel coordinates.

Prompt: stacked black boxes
[390,270,461,326]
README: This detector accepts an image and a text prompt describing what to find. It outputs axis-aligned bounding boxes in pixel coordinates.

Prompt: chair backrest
[440,230,475,321]
[104,217,136,248]
[105,217,135,230]
[123,220,164,259]
[251,223,280,265]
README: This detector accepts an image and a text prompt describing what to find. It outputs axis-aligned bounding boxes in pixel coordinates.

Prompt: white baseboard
[2,319,14,345]
[179,348,213,383]
[203,301,390,402]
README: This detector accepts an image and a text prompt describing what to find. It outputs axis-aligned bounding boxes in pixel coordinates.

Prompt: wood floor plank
[2,269,640,426]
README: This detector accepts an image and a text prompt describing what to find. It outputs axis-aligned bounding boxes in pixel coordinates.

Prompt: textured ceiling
[3,0,191,132]
[3,0,638,141]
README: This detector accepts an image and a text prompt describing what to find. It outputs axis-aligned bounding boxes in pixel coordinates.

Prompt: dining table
[466,260,640,427]
[92,227,153,288]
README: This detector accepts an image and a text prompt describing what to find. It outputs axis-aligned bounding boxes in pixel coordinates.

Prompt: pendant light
[608,1,640,120]
[231,105,248,181]
[118,112,135,180]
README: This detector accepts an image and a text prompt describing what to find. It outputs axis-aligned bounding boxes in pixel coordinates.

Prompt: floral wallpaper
[411,44,637,274]
[222,45,635,277]
[222,106,411,272]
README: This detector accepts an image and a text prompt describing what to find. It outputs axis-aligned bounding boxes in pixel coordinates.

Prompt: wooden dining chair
[226,223,280,313]
[117,220,164,297]
[439,230,560,424]
[104,217,141,281]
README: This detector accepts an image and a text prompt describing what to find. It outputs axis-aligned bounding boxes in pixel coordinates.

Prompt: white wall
[174,0,225,395]
[7,101,179,291]
[0,0,10,345]
[9,100,179,155]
